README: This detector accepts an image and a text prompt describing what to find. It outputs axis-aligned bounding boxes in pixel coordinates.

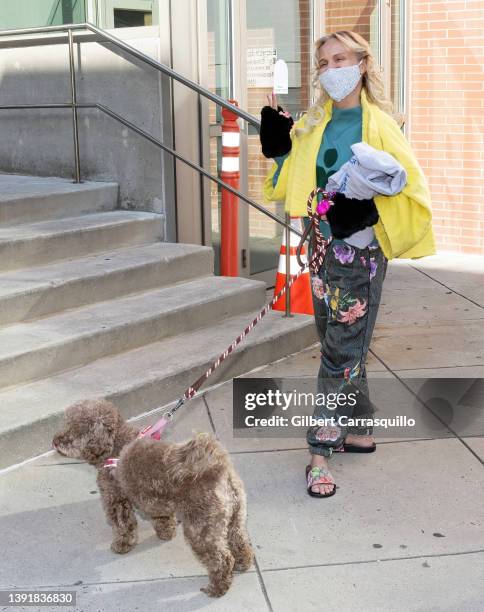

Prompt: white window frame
[87,0,156,28]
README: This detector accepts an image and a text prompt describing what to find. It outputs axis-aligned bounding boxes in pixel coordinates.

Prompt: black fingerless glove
[325,192,379,239]
[259,105,294,158]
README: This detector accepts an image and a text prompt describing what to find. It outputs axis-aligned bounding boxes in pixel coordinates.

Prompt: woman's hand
[259,92,294,158]
[265,93,292,119]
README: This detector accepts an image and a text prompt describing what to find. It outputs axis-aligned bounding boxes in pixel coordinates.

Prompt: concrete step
[0,308,317,468]
[0,211,164,272]
[0,174,118,226]
[0,243,214,325]
[0,275,266,389]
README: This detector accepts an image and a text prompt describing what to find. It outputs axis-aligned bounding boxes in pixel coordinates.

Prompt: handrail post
[220,100,240,276]
[284,212,292,317]
[67,29,81,183]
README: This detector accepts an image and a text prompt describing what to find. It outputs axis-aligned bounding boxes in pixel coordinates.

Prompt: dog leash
[103,189,336,469]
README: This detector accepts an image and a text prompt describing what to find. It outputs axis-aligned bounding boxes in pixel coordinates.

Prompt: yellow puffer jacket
[263,88,436,260]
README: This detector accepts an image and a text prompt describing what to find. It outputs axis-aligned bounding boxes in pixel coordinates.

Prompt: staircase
[0,174,317,469]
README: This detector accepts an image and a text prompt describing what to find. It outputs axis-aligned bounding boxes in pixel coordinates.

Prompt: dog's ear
[166,433,228,485]
[81,422,116,463]
[81,404,120,463]
[95,402,120,435]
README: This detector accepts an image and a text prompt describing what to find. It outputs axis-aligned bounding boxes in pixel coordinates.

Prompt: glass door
[244,0,314,284]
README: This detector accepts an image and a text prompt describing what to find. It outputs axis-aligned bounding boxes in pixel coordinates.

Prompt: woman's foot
[344,434,375,448]
[308,454,336,496]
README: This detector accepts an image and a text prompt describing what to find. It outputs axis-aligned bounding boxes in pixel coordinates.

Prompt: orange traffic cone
[273,216,314,315]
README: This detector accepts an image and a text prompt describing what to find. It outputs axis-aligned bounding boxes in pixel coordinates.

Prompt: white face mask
[318,59,363,102]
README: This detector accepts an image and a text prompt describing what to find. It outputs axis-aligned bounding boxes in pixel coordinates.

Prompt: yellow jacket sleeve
[373,115,436,259]
[262,155,290,203]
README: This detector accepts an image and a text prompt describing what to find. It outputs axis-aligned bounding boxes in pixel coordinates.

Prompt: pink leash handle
[137,416,170,440]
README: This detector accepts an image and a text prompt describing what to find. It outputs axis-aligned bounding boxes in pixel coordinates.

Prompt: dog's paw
[234,547,254,572]
[201,557,234,598]
[200,583,230,598]
[155,527,176,541]
[151,516,177,541]
[111,535,137,554]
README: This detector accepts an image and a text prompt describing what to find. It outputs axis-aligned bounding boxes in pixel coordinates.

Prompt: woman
[260,30,436,497]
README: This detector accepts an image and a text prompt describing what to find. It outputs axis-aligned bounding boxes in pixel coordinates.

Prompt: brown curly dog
[52,399,253,597]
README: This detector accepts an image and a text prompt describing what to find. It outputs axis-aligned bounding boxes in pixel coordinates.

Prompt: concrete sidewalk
[1,252,483,611]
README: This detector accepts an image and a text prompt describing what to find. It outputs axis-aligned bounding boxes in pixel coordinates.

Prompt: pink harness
[103,414,168,469]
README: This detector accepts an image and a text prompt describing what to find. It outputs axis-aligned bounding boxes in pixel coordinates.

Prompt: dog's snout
[52,433,67,449]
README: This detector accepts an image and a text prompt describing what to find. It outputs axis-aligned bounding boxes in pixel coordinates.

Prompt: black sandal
[333,442,376,453]
[306,465,337,498]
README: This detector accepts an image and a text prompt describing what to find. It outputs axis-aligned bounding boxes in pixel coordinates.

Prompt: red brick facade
[410,0,484,254]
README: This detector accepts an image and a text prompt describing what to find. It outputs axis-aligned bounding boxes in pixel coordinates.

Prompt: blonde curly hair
[295,30,404,137]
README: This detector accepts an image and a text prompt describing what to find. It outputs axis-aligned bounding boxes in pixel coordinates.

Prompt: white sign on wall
[247,47,276,88]
[273,59,288,94]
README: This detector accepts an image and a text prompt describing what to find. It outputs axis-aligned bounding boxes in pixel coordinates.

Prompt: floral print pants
[305,225,388,457]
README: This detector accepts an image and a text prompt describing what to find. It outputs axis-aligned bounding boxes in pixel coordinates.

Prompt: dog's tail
[166,433,229,485]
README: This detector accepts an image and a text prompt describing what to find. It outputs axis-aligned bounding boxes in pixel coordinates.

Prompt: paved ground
[1,252,483,611]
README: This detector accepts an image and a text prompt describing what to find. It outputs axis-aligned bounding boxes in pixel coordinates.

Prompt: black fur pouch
[325,192,379,239]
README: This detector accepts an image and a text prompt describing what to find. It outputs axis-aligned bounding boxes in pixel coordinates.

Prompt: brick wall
[324,0,375,41]
[411,0,484,254]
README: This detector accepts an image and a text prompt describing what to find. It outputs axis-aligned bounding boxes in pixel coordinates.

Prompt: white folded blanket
[326,142,407,200]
